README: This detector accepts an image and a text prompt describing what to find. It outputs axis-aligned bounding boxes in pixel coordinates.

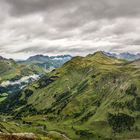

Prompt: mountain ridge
[18,54,72,70]
[0,51,140,139]
[105,52,140,61]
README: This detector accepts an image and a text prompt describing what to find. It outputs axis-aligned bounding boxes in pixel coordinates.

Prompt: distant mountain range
[105,52,140,61]
[18,52,140,69]
[18,55,72,70]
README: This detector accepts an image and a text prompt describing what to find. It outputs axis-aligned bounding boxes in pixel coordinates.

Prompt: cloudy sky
[0,0,140,59]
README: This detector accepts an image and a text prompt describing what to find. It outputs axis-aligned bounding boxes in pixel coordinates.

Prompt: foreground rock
[0,132,37,140]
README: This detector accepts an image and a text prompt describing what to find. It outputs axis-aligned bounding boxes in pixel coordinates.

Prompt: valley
[0,55,71,104]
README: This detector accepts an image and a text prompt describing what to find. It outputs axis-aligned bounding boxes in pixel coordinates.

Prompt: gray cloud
[5,0,74,16]
[0,0,140,59]
[5,0,140,18]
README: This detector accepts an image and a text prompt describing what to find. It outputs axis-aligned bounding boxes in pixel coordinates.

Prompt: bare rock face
[0,132,37,140]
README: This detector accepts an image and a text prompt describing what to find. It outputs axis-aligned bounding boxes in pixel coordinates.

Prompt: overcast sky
[0,0,140,59]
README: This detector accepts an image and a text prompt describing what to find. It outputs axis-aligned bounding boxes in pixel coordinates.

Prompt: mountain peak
[87,51,108,58]
[0,56,7,60]
[94,51,106,56]
[27,55,49,61]
[86,51,124,64]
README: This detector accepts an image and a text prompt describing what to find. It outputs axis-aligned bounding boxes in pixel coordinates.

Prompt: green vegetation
[0,93,8,102]
[0,57,44,83]
[0,52,140,140]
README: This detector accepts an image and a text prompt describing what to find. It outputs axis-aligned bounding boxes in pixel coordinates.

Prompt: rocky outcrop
[0,132,37,140]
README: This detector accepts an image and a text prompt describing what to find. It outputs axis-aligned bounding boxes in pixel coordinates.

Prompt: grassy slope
[0,58,44,82]
[0,93,8,102]
[0,58,45,104]
[0,52,140,140]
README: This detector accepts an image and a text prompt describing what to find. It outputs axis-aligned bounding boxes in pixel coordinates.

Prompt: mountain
[18,55,72,70]
[0,57,16,77]
[105,52,140,61]
[0,56,45,96]
[0,56,44,82]
[119,52,140,61]
[1,51,140,139]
